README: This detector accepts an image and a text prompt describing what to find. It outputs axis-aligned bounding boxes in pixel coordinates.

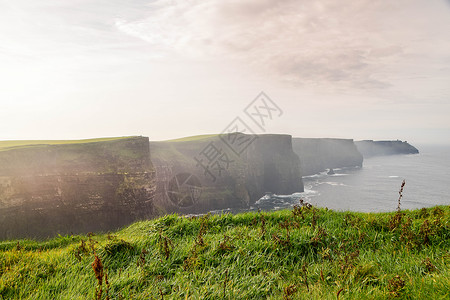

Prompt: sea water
[254,145,450,213]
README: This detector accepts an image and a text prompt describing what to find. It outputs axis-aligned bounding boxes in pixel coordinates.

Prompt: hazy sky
[1,0,449,144]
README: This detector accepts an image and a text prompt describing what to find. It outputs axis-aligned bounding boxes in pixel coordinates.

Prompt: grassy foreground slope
[1,206,449,299]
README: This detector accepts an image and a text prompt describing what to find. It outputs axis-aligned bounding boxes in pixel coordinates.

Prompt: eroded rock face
[292,138,363,176]
[150,134,304,215]
[245,135,303,200]
[0,137,155,239]
[0,134,304,239]
[355,140,419,158]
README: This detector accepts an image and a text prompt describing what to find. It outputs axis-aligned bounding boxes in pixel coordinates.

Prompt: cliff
[150,134,303,214]
[0,134,303,239]
[355,140,419,158]
[292,138,363,176]
[0,137,155,239]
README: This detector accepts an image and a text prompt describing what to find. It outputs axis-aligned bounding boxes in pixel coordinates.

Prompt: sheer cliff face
[244,135,303,200]
[150,134,303,214]
[292,138,363,176]
[355,140,419,158]
[0,137,155,239]
[0,134,303,239]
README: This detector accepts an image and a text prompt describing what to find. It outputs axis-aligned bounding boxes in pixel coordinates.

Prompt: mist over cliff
[293,138,363,176]
[150,134,303,215]
[0,134,303,239]
[0,137,155,239]
[355,140,419,158]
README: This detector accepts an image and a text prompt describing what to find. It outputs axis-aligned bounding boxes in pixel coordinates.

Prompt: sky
[0,0,449,144]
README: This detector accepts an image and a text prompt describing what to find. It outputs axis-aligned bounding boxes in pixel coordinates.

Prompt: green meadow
[1,205,448,299]
[0,137,134,152]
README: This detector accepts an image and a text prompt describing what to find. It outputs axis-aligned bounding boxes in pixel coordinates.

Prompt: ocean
[254,145,450,213]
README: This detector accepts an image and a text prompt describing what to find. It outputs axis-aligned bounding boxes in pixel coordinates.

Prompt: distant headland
[355,140,419,158]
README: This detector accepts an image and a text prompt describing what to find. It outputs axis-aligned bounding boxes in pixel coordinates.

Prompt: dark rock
[150,134,303,215]
[0,134,304,239]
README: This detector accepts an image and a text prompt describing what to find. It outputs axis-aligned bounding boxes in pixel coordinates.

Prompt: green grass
[162,134,220,143]
[1,206,449,299]
[0,136,151,174]
[0,137,136,151]
[1,134,222,149]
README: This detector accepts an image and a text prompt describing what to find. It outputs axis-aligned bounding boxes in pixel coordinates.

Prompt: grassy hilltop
[0,136,150,175]
[0,137,133,151]
[1,205,449,299]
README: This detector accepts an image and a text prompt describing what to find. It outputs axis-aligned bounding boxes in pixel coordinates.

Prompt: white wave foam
[329,173,349,177]
[323,182,347,186]
[292,189,318,196]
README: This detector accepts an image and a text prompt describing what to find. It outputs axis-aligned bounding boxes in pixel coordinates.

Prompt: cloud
[2,0,449,97]
[0,0,155,64]
[114,0,428,90]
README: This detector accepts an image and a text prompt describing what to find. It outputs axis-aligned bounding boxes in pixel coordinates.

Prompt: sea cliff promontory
[355,140,419,158]
[0,135,419,239]
[0,134,304,239]
[150,134,303,214]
